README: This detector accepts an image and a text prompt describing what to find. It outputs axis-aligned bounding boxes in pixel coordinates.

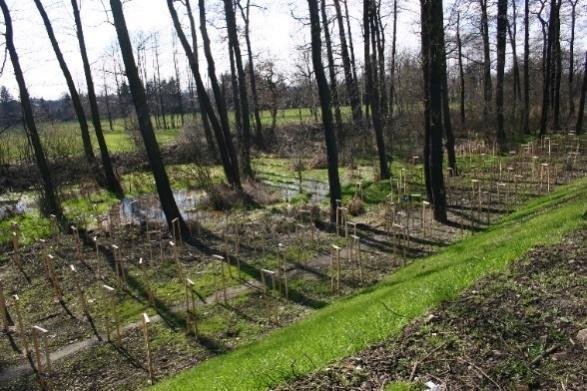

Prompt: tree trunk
[0,0,63,220]
[172,47,185,128]
[539,0,557,138]
[421,0,447,223]
[307,0,342,223]
[321,0,343,131]
[237,0,265,149]
[223,0,253,178]
[507,5,521,123]
[496,0,507,151]
[198,0,242,186]
[551,0,562,130]
[343,0,359,95]
[154,39,168,130]
[167,0,240,188]
[439,3,457,175]
[102,66,115,132]
[364,0,390,180]
[576,51,586,134]
[1,0,62,219]
[110,0,188,236]
[33,0,97,168]
[333,0,363,125]
[456,11,466,129]
[71,0,123,197]
[568,0,578,121]
[522,0,530,134]
[480,0,492,123]
[389,0,398,121]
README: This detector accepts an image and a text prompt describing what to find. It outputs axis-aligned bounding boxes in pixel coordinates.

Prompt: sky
[0,0,583,101]
[0,0,420,100]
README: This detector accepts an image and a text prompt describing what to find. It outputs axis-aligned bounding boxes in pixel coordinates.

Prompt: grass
[151,177,587,391]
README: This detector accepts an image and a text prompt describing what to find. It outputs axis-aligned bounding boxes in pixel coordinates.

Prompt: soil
[278,228,587,391]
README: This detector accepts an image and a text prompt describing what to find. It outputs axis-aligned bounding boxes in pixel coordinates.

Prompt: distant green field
[0,107,339,164]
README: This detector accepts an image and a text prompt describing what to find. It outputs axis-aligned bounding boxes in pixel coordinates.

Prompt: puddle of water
[118,189,204,224]
[260,178,330,204]
[0,194,36,219]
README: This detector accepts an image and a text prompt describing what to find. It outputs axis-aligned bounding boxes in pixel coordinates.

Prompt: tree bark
[389,0,398,122]
[421,0,447,222]
[198,0,242,186]
[71,0,123,197]
[33,0,97,168]
[321,0,343,131]
[237,0,265,149]
[343,0,359,96]
[568,0,578,121]
[110,0,188,236]
[223,0,253,178]
[480,0,492,123]
[456,11,466,129]
[364,0,390,180]
[307,0,342,222]
[522,0,530,134]
[576,51,586,134]
[333,0,363,125]
[496,0,507,150]
[439,3,457,175]
[551,0,562,130]
[539,0,557,137]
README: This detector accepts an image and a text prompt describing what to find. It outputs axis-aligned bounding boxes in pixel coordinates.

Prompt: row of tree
[1,0,586,234]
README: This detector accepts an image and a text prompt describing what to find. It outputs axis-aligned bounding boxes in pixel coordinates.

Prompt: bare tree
[1,0,62,219]
[306,0,342,222]
[33,0,98,171]
[576,51,586,134]
[320,0,343,131]
[364,0,390,180]
[522,0,530,134]
[223,0,253,177]
[71,0,123,197]
[421,0,448,222]
[480,0,492,122]
[237,0,265,149]
[110,0,188,236]
[496,0,507,150]
[568,0,579,120]
[167,0,241,188]
[567,0,579,121]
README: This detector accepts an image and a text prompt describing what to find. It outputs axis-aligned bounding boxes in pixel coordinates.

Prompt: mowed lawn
[152,177,587,390]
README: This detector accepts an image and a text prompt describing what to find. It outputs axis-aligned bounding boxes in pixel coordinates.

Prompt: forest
[0,0,585,390]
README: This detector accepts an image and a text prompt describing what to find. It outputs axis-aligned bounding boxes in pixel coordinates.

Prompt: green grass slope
[152,178,587,391]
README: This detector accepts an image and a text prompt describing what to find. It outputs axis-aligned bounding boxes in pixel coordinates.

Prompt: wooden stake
[44,255,63,301]
[331,245,341,293]
[0,279,10,332]
[12,294,29,355]
[142,313,155,384]
[212,255,227,304]
[185,279,198,336]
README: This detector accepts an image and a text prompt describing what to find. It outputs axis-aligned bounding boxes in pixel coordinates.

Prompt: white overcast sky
[0,0,422,100]
[0,0,584,100]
